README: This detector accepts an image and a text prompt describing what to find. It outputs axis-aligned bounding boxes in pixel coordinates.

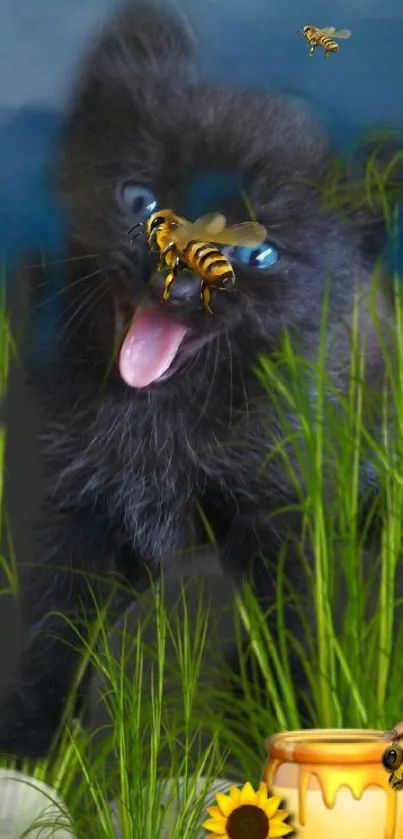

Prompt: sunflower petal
[205,835,226,839]
[202,818,227,832]
[264,794,282,818]
[206,806,222,818]
[257,785,270,807]
[269,821,294,837]
[239,781,258,805]
[229,785,241,803]
[215,791,236,816]
[271,810,290,822]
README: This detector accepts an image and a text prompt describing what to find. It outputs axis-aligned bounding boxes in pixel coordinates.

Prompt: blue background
[1,0,402,296]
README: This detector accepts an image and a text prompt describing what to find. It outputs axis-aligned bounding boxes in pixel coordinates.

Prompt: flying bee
[382,743,403,790]
[302,25,352,59]
[129,210,267,313]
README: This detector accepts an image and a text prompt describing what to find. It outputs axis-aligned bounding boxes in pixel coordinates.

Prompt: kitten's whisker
[199,335,220,423]
[33,268,104,310]
[226,331,234,427]
[60,283,104,327]
[33,265,102,293]
[27,253,100,269]
[60,279,109,336]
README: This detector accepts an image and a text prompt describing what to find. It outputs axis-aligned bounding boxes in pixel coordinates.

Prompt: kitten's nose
[149,269,201,303]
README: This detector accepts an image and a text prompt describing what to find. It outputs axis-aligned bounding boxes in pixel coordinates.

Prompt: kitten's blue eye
[119,183,157,217]
[224,241,279,268]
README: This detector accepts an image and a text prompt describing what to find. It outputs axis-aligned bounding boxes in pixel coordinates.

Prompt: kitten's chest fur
[44,375,270,562]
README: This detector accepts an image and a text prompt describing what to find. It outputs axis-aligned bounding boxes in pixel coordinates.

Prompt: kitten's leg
[0,504,120,759]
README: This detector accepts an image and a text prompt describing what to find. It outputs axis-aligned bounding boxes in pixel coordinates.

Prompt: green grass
[0,269,18,597]
[241,283,403,730]
[1,578,233,838]
[193,285,403,778]
[1,132,403,836]
[318,127,403,237]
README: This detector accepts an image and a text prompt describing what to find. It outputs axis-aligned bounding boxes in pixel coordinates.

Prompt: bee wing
[331,29,352,38]
[168,219,194,248]
[209,222,268,247]
[171,214,226,246]
[320,27,336,34]
[191,213,227,237]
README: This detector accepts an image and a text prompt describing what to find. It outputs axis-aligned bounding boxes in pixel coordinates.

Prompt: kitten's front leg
[0,503,119,760]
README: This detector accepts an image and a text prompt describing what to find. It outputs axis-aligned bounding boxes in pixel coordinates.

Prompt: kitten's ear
[78,0,196,88]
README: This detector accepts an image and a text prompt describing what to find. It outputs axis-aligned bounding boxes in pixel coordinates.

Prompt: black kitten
[0,0,391,758]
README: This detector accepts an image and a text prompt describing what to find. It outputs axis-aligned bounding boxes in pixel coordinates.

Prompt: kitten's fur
[0,1,392,758]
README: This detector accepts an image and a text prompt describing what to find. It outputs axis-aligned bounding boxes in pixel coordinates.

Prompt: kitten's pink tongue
[119,308,188,388]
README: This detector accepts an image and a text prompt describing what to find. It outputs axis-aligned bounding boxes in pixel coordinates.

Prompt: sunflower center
[226,804,269,839]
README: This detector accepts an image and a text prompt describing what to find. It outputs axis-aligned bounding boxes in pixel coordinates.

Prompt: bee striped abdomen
[185,241,224,268]
[184,240,234,283]
[184,241,215,261]
[321,37,338,51]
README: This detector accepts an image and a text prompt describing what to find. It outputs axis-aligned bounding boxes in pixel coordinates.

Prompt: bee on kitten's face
[129,209,267,313]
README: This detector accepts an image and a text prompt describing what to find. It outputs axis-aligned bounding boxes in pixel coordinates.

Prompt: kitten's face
[58,2,370,390]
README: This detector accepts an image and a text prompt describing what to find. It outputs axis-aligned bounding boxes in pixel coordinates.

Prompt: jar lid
[267,729,391,765]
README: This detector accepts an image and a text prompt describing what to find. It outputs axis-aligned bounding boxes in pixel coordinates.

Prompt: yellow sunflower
[202,781,294,839]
